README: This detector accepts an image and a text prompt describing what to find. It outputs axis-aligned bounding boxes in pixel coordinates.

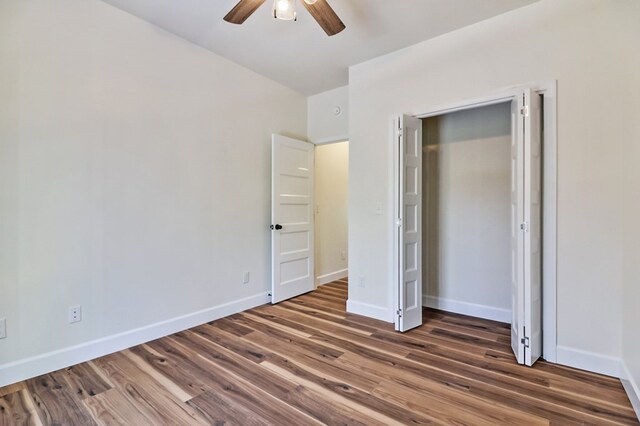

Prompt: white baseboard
[555,345,623,378]
[0,292,270,388]
[316,269,348,286]
[346,299,393,322]
[621,361,640,421]
[423,295,511,323]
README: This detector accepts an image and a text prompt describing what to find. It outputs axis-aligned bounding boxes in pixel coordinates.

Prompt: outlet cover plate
[69,305,82,324]
[0,318,6,339]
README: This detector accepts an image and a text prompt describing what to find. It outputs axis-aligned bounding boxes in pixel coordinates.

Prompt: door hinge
[396,218,403,228]
[520,105,529,117]
[521,336,530,348]
[520,222,529,232]
[396,309,403,318]
[398,127,403,137]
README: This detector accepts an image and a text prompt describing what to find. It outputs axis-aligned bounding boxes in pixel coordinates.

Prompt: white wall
[622,44,640,414]
[307,86,348,144]
[623,203,640,414]
[314,142,349,284]
[0,0,306,386]
[423,103,511,322]
[348,0,640,374]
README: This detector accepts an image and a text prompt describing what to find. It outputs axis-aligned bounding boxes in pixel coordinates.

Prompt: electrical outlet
[358,276,365,288]
[0,318,6,339]
[341,250,346,261]
[243,271,250,284]
[68,305,82,324]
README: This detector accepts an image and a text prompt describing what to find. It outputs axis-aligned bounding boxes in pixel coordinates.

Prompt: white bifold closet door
[271,134,315,304]
[510,89,542,366]
[394,90,541,359]
[395,115,423,332]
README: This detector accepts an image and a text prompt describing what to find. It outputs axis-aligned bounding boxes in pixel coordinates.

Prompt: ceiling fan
[223,0,346,37]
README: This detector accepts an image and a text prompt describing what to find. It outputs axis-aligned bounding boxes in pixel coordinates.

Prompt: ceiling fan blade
[300,0,345,36]
[223,0,267,24]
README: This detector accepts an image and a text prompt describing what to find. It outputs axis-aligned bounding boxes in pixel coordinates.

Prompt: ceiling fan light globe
[273,0,296,20]
[304,0,318,4]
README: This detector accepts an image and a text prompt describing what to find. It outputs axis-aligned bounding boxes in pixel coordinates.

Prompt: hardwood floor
[1,279,637,425]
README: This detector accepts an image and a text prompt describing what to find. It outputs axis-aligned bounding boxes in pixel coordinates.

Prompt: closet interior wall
[422,102,512,321]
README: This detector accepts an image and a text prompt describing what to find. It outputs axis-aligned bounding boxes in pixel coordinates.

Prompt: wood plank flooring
[1,279,637,425]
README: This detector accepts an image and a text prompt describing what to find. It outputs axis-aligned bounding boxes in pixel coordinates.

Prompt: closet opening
[422,102,513,326]
[393,85,557,366]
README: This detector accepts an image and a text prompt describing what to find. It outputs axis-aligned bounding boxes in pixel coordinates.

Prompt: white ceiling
[100,0,538,95]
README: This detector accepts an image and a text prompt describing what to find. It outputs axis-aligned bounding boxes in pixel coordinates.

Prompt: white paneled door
[511,89,542,366]
[271,134,315,304]
[510,98,526,363]
[395,115,423,332]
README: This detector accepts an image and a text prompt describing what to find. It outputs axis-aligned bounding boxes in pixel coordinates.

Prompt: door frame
[392,82,557,362]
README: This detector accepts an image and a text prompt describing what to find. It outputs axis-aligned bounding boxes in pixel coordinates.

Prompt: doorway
[422,103,512,324]
[314,141,349,286]
[270,135,349,304]
[393,85,557,366]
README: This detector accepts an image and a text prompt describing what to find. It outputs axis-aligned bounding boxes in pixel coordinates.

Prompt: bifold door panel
[511,89,542,366]
[395,115,423,332]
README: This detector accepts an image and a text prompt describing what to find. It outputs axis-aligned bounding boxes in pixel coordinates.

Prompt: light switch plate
[0,318,6,339]
[358,276,366,288]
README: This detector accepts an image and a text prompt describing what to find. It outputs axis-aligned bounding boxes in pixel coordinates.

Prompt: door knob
[271,224,283,230]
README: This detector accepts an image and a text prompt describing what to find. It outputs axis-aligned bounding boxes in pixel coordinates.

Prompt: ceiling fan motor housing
[224,0,346,36]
